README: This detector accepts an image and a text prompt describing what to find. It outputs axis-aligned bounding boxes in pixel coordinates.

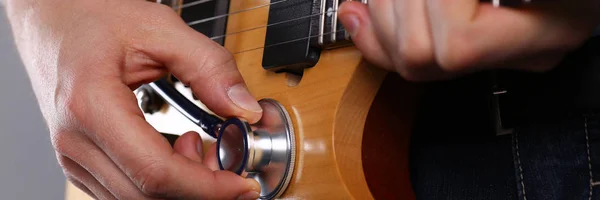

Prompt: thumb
[138,5,262,123]
[338,1,394,70]
[173,131,205,163]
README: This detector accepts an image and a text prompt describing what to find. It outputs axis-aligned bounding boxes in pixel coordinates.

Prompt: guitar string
[175,0,214,10]
[184,0,291,26]
[231,29,347,55]
[209,10,337,40]
[173,0,350,54]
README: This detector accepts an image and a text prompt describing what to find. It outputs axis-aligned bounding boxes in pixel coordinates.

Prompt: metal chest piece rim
[217,98,296,199]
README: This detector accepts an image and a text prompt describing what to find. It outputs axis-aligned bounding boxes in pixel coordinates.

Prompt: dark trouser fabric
[410,112,600,200]
[408,36,600,200]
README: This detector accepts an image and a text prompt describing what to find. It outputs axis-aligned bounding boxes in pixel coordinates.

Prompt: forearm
[4,0,76,42]
[3,0,75,123]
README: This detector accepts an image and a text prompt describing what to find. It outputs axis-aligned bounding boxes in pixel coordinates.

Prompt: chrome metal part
[217,99,295,199]
[331,0,339,43]
[154,0,179,8]
[318,0,326,45]
[135,85,165,114]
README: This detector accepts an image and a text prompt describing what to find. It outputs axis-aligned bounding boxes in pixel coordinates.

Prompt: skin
[4,0,261,199]
[338,0,600,81]
[2,0,599,199]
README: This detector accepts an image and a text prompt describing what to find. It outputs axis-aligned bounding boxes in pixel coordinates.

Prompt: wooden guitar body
[66,0,420,199]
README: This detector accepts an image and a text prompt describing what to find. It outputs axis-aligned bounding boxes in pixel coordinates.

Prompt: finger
[388,0,451,81]
[77,79,260,199]
[58,154,97,199]
[363,0,399,61]
[55,130,152,200]
[426,0,594,71]
[203,143,220,171]
[339,1,456,81]
[366,0,437,68]
[173,131,204,163]
[57,153,114,200]
[134,2,262,123]
[338,1,394,69]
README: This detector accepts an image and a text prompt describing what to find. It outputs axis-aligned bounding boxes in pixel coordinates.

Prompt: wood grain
[362,73,422,200]
[65,0,419,198]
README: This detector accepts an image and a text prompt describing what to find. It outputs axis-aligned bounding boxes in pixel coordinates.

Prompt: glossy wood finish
[224,0,388,198]
[362,73,421,200]
[66,0,419,198]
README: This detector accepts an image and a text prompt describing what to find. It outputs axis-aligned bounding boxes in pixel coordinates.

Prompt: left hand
[338,0,600,81]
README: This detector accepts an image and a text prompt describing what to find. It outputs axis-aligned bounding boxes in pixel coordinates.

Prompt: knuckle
[149,3,179,18]
[146,4,187,32]
[133,3,181,39]
[188,46,236,86]
[197,46,235,72]
[132,161,171,197]
[63,95,84,121]
[55,81,86,128]
[434,32,480,72]
[396,35,434,67]
[396,68,425,82]
[51,130,73,155]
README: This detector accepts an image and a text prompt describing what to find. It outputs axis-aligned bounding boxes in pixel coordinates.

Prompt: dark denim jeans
[408,35,600,200]
[410,112,600,200]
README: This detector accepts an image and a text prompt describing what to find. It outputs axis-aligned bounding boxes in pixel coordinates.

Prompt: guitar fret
[322,0,335,45]
[331,0,339,43]
[314,0,370,48]
[318,0,327,45]
[336,0,347,41]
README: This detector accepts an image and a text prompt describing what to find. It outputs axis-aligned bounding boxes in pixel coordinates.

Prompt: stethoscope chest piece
[217,98,295,200]
[145,80,295,199]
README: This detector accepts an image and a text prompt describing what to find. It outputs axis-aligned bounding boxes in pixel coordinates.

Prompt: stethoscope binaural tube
[147,77,252,175]
[148,77,224,138]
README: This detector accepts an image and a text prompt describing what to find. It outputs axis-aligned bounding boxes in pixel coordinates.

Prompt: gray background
[0,7,66,200]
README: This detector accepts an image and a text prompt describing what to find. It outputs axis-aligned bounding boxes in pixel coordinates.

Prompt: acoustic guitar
[65,0,428,199]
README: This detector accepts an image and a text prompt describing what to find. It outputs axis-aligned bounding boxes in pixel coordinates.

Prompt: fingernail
[227,84,262,113]
[237,191,260,200]
[245,178,261,192]
[238,178,260,200]
[343,14,359,37]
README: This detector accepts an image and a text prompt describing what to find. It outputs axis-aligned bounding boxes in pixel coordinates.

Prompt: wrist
[3,0,30,21]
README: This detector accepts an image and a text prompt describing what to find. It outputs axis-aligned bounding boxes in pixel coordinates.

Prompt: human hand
[338,0,600,81]
[4,0,262,199]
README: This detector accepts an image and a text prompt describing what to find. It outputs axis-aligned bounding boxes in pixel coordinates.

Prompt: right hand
[4,0,263,199]
[338,0,600,81]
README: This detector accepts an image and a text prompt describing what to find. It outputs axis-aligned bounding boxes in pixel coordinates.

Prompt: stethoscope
[147,77,295,199]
